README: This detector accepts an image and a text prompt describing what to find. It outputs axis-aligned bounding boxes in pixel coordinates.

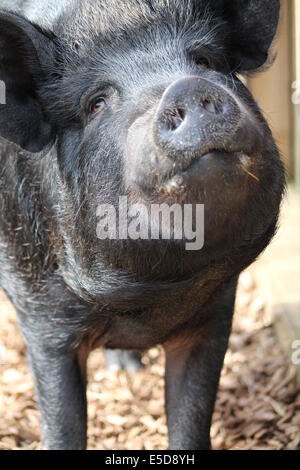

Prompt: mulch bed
[0,271,299,450]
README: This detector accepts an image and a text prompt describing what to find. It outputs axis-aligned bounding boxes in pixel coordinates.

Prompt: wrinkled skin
[0,0,285,450]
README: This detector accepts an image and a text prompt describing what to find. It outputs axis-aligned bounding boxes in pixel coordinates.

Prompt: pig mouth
[150,150,259,199]
[125,136,260,204]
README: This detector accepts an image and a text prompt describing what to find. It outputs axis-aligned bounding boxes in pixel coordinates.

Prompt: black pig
[0,0,285,450]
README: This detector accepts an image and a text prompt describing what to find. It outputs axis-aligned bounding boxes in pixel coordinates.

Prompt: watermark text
[96,197,205,251]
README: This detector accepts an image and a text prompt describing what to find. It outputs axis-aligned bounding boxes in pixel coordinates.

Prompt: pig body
[0,0,285,450]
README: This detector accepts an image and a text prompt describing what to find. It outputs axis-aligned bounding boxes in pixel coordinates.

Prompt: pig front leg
[164,280,237,450]
[26,342,88,450]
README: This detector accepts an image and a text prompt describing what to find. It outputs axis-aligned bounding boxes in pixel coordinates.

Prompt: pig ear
[225,0,281,72]
[0,11,57,153]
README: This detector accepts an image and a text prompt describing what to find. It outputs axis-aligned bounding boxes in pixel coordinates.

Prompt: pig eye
[89,96,106,115]
[192,54,212,69]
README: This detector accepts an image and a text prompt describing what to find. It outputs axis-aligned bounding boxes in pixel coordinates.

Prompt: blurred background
[246,0,300,388]
[249,0,299,183]
[0,0,299,451]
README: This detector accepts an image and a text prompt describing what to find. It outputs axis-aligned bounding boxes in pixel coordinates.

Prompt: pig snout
[126,75,262,198]
[154,76,242,164]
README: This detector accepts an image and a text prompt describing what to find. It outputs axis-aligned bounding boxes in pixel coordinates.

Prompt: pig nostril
[163,107,186,131]
[202,99,215,114]
[201,98,222,115]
